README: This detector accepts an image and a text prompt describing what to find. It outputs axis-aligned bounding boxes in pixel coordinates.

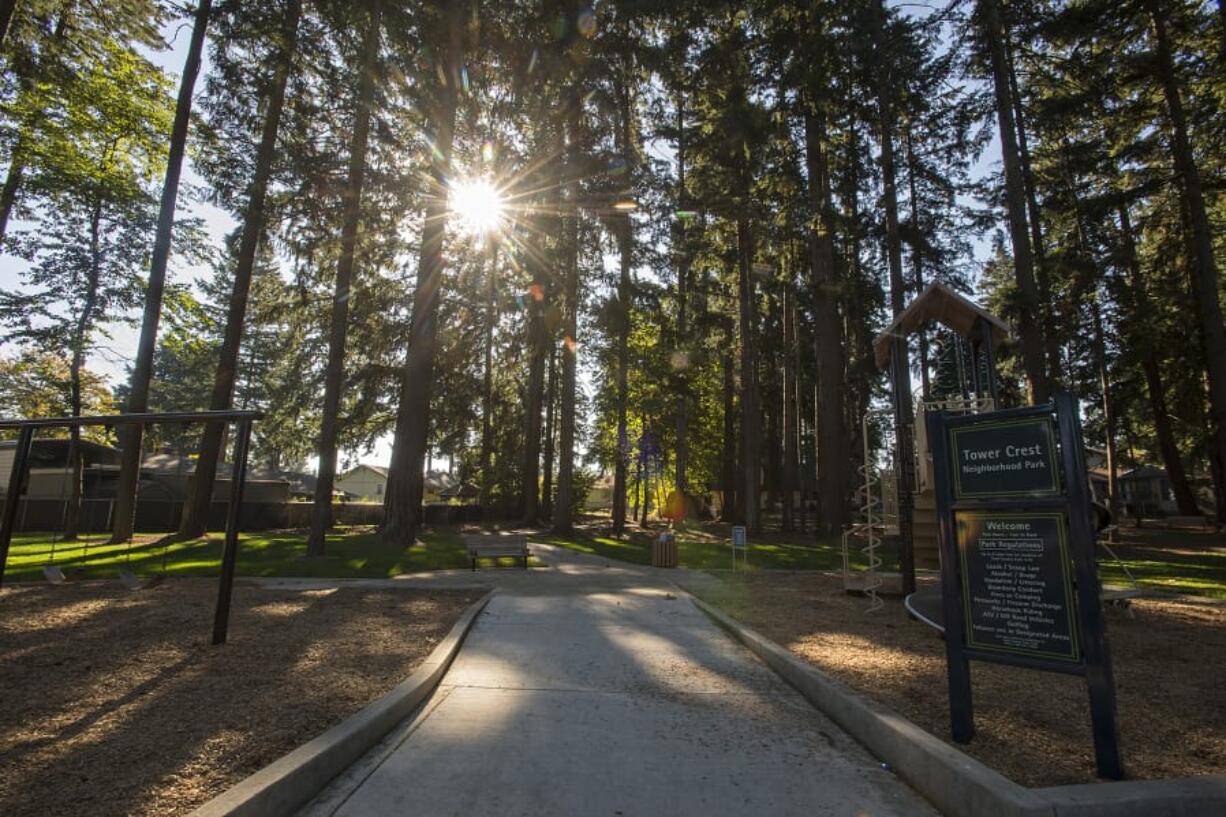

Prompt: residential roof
[337,464,457,491]
[440,481,479,498]
[139,453,314,489]
[873,281,1011,369]
[426,470,455,491]
[1119,465,1168,480]
[339,463,388,479]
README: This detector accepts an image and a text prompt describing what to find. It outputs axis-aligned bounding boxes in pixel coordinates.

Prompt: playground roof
[873,281,1012,369]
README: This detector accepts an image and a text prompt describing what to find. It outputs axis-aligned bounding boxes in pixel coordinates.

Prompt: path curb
[189,589,495,817]
[686,592,1226,817]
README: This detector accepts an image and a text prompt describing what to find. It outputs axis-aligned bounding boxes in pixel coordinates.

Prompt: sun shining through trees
[449,176,506,237]
[2,0,1222,587]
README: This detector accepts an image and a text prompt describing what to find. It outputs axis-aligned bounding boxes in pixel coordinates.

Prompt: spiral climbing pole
[841,411,887,613]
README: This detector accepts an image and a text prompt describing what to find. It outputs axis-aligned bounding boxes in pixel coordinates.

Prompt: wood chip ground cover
[686,572,1226,787]
[0,579,481,817]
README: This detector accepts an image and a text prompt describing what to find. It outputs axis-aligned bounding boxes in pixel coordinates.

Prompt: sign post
[927,392,1122,778]
[731,525,747,570]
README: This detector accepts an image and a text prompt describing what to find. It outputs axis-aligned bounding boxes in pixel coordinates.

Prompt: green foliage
[0,350,115,438]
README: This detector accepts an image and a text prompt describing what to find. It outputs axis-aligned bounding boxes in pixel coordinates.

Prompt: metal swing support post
[212,417,253,645]
[0,426,35,591]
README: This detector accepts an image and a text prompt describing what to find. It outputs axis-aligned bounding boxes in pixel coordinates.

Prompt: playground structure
[843,282,1011,599]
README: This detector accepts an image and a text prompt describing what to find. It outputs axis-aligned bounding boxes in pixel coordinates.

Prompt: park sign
[949,416,1059,499]
[927,393,1122,779]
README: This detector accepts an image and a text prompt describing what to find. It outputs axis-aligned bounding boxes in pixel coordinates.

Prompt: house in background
[1086,462,1190,517]
[334,464,461,502]
[0,438,122,499]
[335,464,388,500]
[1118,465,1181,516]
[1088,467,1110,506]
[0,441,315,531]
[138,452,296,504]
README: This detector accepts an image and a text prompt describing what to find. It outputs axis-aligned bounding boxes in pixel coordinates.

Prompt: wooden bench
[462,534,530,571]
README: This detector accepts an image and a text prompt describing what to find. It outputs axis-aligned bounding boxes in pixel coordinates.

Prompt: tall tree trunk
[1220,0,1226,61]
[1057,142,1124,522]
[181,0,301,539]
[978,0,1049,403]
[642,432,653,523]
[871,2,916,578]
[611,67,634,534]
[552,90,581,535]
[479,241,497,507]
[720,346,738,523]
[1090,296,1120,524]
[382,0,462,545]
[763,285,782,514]
[872,1,905,320]
[1148,0,1226,521]
[306,0,380,555]
[0,156,24,241]
[1118,205,1200,515]
[520,296,545,522]
[631,453,641,523]
[904,124,930,399]
[804,103,847,536]
[611,215,630,532]
[673,86,690,498]
[841,130,872,431]
[64,199,103,542]
[737,211,761,532]
[542,343,557,521]
[0,11,67,242]
[0,0,17,52]
[1004,32,1060,385]
[781,284,797,531]
[111,0,213,544]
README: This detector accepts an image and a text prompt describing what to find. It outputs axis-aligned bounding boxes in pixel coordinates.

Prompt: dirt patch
[0,579,481,817]
[685,572,1226,787]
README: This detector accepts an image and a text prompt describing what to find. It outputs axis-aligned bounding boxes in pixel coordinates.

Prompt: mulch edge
[681,587,1226,817]
[188,589,496,817]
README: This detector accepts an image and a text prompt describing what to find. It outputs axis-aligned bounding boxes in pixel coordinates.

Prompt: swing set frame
[0,410,260,645]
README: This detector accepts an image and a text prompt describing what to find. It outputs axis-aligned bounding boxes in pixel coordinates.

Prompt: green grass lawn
[540,525,1226,599]
[1096,541,1226,599]
[5,524,1224,599]
[537,525,851,572]
[0,527,536,583]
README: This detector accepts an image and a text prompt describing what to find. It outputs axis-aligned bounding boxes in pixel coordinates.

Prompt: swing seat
[43,565,68,584]
[118,568,164,591]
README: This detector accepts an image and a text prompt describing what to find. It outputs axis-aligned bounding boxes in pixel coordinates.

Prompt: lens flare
[449,176,505,236]
[577,8,596,38]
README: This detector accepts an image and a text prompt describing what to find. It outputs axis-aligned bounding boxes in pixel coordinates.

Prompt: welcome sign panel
[956,511,1080,663]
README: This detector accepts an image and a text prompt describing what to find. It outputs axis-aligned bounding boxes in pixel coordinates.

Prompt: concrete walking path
[297,545,939,816]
